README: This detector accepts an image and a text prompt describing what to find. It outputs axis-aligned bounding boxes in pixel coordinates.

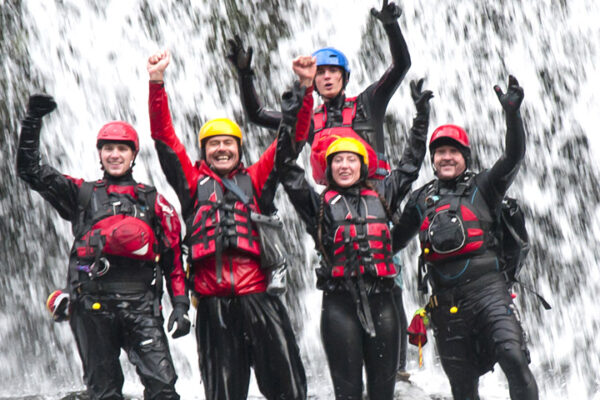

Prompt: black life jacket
[73,180,159,263]
[186,173,260,261]
[321,188,396,278]
[418,173,496,265]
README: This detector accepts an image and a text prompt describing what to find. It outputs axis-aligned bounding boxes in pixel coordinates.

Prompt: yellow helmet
[325,137,369,167]
[198,118,243,147]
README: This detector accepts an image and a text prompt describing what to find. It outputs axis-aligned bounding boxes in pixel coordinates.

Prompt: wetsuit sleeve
[247,83,314,210]
[16,115,82,220]
[274,90,322,241]
[148,81,199,217]
[378,106,428,214]
[392,189,424,253]
[360,20,411,127]
[237,70,283,131]
[478,108,526,207]
[154,193,187,300]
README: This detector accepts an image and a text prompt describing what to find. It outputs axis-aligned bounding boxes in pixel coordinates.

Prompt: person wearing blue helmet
[227,0,418,185]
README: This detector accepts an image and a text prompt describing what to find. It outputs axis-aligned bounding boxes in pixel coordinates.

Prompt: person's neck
[323,91,345,107]
[103,170,135,184]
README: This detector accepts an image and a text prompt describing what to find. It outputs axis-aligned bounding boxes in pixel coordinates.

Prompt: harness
[322,188,396,278]
[313,96,357,133]
[417,173,496,292]
[186,173,260,283]
[317,186,396,337]
[69,180,163,311]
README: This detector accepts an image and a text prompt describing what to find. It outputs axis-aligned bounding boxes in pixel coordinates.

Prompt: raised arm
[365,0,411,112]
[247,56,316,208]
[17,94,81,220]
[480,75,526,204]
[147,50,200,216]
[378,79,432,213]
[227,35,282,131]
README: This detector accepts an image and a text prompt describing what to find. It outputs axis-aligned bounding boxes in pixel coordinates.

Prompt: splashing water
[1,0,599,398]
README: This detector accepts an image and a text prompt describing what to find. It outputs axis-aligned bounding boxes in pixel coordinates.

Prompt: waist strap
[428,272,504,308]
[77,281,150,294]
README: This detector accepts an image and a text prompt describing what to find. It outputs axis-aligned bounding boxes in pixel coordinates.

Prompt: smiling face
[433,145,467,180]
[315,65,344,99]
[330,152,362,188]
[99,143,135,177]
[204,135,240,176]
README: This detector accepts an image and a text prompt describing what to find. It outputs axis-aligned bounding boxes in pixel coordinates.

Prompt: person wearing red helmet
[227,0,415,184]
[274,84,430,398]
[393,76,539,400]
[17,96,189,400]
[147,50,313,400]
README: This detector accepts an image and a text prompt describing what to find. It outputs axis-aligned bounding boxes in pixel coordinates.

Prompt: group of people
[17,1,539,399]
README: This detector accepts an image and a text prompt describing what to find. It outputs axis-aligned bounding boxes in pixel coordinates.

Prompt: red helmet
[96,121,139,153]
[429,124,471,168]
[429,124,470,152]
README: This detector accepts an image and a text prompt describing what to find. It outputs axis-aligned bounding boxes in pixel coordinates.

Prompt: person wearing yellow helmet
[274,85,431,398]
[228,0,417,184]
[147,49,315,400]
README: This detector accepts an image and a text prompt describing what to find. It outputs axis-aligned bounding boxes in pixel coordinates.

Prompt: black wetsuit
[393,109,538,400]
[235,19,410,157]
[17,116,186,400]
[276,97,427,399]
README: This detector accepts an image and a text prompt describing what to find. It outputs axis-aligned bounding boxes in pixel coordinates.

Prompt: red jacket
[149,81,313,296]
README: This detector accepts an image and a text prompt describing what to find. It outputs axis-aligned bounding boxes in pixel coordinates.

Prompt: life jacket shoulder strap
[313,97,358,133]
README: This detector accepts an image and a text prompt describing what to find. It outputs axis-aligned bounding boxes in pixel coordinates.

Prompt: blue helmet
[312,47,351,84]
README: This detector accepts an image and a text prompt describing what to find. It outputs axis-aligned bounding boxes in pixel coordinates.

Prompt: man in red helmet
[147,50,314,400]
[393,76,539,400]
[17,95,189,400]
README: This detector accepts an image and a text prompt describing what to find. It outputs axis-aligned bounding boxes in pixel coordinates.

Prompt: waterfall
[1,0,599,398]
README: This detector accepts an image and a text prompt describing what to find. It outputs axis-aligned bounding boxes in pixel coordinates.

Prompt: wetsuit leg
[195,297,251,400]
[430,305,480,400]
[242,293,307,400]
[392,285,408,371]
[476,282,538,400]
[321,291,365,400]
[364,292,399,400]
[121,293,179,400]
[69,295,124,400]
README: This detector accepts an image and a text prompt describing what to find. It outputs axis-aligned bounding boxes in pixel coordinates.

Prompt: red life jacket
[311,98,382,184]
[186,173,260,261]
[322,188,396,278]
[418,173,496,265]
[73,181,159,262]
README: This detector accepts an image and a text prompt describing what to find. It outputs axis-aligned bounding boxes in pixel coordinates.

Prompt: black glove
[410,78,434,115]
[227,35,253,73]
[494,75,524,113]
[370,0,402,25]
[27,94,57,119]
[167,298,190,339]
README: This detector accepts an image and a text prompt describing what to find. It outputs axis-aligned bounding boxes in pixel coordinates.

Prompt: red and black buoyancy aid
[186,173,260,262]
[418,173,496,265]
[73,180,160,265]
[313,97,390,180]
[321,188,396,278]
[311,98,382,184]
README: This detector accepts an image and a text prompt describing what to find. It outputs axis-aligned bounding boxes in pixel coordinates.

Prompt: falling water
[1,0,599,399]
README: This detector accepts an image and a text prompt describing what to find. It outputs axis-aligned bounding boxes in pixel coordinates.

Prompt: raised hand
[494,75,524,113]
[147,49,171,81]
[292,56,316,88]
[227,35,253,72]
[410,78,434,115]
[370,0,402,25]
[27,94,57,118]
